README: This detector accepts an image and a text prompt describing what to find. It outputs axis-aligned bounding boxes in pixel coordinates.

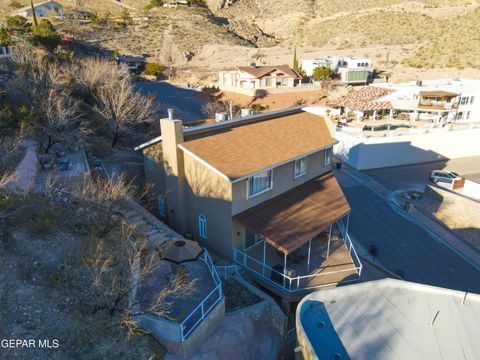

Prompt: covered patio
[232,172,362,293]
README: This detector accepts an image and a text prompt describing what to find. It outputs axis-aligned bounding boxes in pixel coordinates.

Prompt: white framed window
[158,196,166,217]
[198,214,207,239]
[470,96,474,104]
[324,147,332,166]
[460,97,469,105]
[294,157,307,178]
[248,170,273,197]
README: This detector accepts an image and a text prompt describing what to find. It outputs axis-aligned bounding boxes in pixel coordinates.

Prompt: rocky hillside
[2,0,479,80]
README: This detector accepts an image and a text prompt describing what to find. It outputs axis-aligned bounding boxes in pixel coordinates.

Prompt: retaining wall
[334,127,480,170]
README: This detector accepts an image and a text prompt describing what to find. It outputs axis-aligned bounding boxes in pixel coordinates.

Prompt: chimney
[250,62,257,68]
[160,111,187,233]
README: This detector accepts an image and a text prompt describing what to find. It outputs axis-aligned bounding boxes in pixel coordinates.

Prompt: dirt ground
[217,88,329,110]
[416,186,480,251]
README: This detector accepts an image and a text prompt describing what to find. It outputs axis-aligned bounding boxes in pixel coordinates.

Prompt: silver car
[429,170,460,184]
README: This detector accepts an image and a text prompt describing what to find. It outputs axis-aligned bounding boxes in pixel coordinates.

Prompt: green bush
[0,27,11,47]
[6,15,31,33]
[144,0,163,10]
[312,66,334,81]
[31,19,60,50]
[143,62,165,77]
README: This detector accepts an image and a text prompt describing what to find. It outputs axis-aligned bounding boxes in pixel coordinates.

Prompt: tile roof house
[218,64,303,92]
[135,107,362,302]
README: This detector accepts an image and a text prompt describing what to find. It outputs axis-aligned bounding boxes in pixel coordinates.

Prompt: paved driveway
[363,156,480,192]
[336,169,480,294]
[136,81,207,122]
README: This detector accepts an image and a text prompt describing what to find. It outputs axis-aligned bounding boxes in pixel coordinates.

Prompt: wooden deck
[243,228,359,291]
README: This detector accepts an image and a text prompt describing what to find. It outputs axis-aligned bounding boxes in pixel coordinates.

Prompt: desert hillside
[2,0,479,83]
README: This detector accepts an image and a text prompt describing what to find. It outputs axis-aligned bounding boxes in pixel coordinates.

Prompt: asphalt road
[336,169,480,294]
[136,81,207,122]
[363,156,480,192]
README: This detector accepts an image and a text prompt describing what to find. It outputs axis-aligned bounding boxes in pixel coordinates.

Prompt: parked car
[429,170,460,184]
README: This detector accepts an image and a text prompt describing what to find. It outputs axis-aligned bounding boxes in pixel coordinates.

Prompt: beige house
[218,64,303,91]
[136,108,362,302]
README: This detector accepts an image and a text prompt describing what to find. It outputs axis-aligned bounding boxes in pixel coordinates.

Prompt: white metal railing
[214,264,239,280]
[179,250,223,341]
[337,221,363,277]
[232,233,362,294]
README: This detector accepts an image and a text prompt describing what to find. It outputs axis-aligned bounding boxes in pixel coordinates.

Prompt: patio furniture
[161,239,203,264]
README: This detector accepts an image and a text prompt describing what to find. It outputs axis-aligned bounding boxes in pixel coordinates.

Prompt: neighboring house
[296,279,480,360]
[328,86,395,122]
[117,55,146,72]
[301,55,373,85]
[375,78,480,123]
[218,64,304,90]
[462,173,480,200]
[12,0,63,18]
[135,107,362,305]
[163,0,190,7]
[329,79,480,123]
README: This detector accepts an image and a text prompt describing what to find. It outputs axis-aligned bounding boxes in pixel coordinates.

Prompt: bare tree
[94,77,156,148]
[40,87,82,153]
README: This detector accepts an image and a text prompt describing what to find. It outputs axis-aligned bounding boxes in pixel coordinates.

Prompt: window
[158,196,166,217]
[198,214,207,239]
[294,157,307,178]
[466,111,471,120]
[470,96,475,104]
[324,147,332,166]
[248,170,273,197]
[460,97,469,105]
[244,229,262,249]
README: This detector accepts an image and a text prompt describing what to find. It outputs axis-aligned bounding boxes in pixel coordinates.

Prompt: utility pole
[31,0,38,26]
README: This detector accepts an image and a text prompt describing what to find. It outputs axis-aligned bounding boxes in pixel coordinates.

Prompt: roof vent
[333,353,342,360]
[416,80,423,87]
[317,321,326,328]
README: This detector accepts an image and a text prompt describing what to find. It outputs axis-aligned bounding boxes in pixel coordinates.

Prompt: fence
[179,250,223,341]
[232,225,362,294]
[214,264,239,280]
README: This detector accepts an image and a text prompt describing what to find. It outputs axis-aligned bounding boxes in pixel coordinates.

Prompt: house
[375,78,480,123]
[12,0,63,18]
[135,107,362,306]
[329,79,480,124]
[163,0,190,8]
[336,56,373,85]
[301,55,373,85]
[301,56,339,77]
[296,279,480,360]
[117,55,146,72]
[328,86,395,122]
[218,64,304,91]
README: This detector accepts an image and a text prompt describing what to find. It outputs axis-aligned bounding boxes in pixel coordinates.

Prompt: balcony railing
[232,224,362,294]
[179,250,223,341]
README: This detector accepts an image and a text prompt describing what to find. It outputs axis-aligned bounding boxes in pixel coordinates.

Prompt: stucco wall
[334,127,480,170]
[183,152,234,258]
[231,150,331,215]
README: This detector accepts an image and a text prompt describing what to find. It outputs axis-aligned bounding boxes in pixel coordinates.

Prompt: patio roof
[419,90,459,98]
[234,172,350,254]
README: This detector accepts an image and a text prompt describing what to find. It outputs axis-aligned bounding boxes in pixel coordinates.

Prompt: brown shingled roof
[179,111,336,180]
[329,86,394,111]
[234,172,350,254]
[237,65,303,80]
